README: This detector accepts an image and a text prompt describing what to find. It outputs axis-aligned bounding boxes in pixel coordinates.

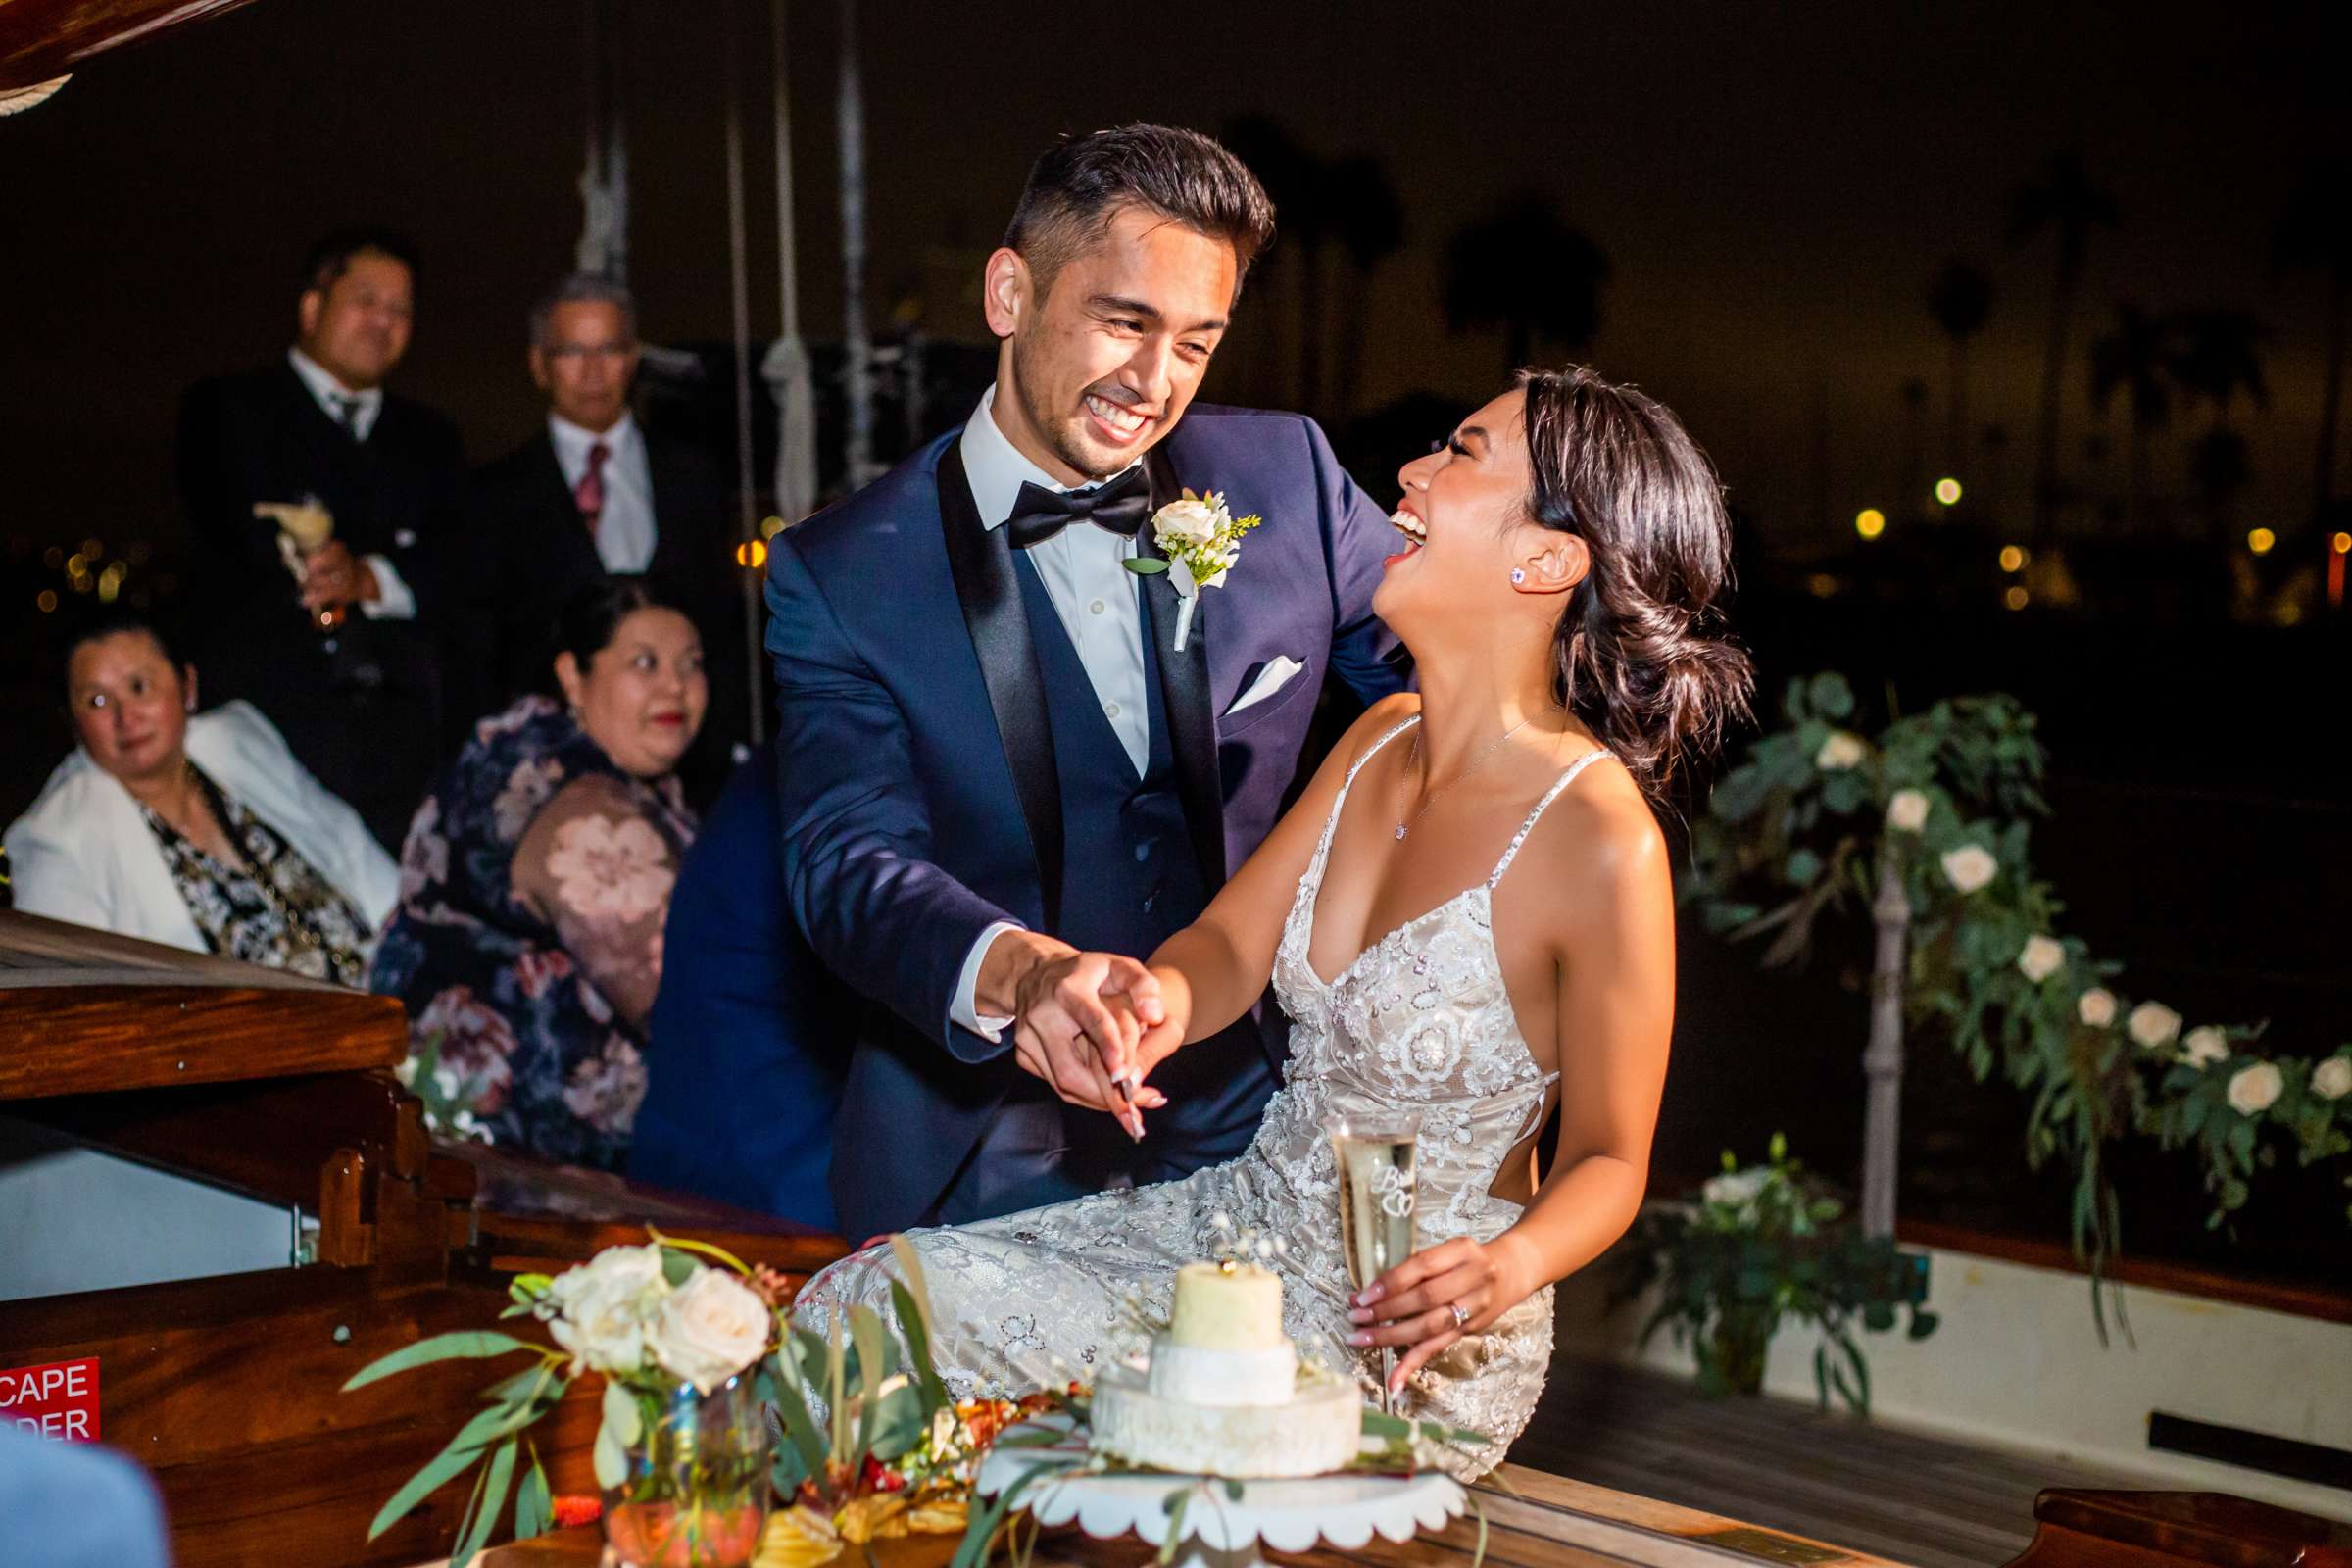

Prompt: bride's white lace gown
[794,718,1609,1480]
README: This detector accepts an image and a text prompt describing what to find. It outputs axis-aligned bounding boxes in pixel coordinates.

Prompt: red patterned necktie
[575,440,611,537]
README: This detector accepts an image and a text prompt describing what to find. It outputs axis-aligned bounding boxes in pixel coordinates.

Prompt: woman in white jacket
[6,607,399,984]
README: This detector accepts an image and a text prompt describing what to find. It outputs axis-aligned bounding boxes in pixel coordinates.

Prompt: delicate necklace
[1395,716,1539,841]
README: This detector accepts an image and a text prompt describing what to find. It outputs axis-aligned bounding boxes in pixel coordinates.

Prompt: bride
[792,365,1751,1478]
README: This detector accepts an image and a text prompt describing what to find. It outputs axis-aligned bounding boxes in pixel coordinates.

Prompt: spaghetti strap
[1308,713,1422,867]
[1487,748,1612,888]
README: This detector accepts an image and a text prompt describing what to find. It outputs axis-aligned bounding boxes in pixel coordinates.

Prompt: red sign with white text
[0,1357,100,1442]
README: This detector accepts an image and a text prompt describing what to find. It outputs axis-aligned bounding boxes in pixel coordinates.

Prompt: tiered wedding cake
[1091,1261,1361,1478]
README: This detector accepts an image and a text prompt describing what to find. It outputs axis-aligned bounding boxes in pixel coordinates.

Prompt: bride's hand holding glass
[1345,1231,1544,1395]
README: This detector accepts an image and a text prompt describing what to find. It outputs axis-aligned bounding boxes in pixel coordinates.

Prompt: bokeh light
[1935,477,1963,506]
[1854,509,1886,540]
[1998,545,2026,573]
[36,590,58,613]
[735,539,768,569]
[760,515,786,539]
[2246,527,2276,556]
[2332,531,2351,555]
[2004,585,2030,612]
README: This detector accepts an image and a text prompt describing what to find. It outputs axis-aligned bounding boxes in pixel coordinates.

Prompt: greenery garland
[1680,673,2352,1283]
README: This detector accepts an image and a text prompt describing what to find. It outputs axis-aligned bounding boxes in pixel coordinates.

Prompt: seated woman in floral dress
[369,577,708,1168]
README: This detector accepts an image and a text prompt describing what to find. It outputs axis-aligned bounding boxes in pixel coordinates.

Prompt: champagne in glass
[1325,1109,1421,1413]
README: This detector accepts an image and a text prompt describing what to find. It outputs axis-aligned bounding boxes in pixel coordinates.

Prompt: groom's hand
[985,933,1168,1126]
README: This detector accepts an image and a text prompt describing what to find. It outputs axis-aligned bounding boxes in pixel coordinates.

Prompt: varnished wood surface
[448,1459,1915,1568]
[0,982,406,1099]
[2006,1490,2352,1568]
[0,0,268,93]
[1513,1355,2164,1568]
[0,913,405,1104]
[0,908,351,989]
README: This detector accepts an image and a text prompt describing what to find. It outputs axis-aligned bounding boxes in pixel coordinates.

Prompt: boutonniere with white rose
[1125,488,1261,652]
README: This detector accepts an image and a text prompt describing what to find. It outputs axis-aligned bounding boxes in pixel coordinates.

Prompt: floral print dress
[143,763,372,987]
[368,696,697,1168]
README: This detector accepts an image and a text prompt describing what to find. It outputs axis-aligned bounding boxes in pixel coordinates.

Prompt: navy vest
[1012,558,1208,956]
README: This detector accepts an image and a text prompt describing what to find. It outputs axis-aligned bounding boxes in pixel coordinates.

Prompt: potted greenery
[1608,1135,1937,1412]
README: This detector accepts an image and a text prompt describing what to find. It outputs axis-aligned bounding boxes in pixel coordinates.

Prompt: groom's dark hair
[1004,124,1275,302]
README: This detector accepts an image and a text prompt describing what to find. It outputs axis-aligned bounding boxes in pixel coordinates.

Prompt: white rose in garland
[1886,789,1931,833]
[1701,1168,1768,1209]
[2017,935,2066,983]
[1816,731,1867,770]
[2077,988,2118,1029]
[1940,845,1998,895]
[2127,1002,2182,1053]
[2226,1062,2283,1116]
[2314,1055,2352,1102]
[2180,1027,2230,1069]
[647,1266,772,1394]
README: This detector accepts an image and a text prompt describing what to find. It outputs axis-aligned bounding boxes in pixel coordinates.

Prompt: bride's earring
[1509,568,1526,585]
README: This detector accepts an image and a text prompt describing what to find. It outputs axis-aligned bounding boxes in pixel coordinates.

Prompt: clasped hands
[989,932,1185,1140]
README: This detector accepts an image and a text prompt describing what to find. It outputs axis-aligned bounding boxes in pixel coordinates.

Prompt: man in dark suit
[178,228,469,851]
[768,126,1407,1242]
[628,740,848,1231]
[474,275,744,799]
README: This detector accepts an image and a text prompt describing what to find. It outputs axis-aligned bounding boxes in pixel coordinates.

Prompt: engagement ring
[1449,1301,1471,1329]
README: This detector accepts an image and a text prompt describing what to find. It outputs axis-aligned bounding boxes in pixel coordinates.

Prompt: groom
[767,125,1405,1242]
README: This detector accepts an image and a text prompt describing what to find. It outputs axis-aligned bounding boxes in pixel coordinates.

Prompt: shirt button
[1104,702,1122,719]
[1090,599,1106,614]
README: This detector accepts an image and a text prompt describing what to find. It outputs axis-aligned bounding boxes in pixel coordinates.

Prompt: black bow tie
[1004,467,1151,549]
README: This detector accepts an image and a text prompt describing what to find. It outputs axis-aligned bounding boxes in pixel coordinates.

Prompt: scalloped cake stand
[976,1420,1467,1568]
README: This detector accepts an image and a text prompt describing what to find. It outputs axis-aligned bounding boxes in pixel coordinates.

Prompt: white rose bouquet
[343,1232,992,1568]
[343,1232,789,1564]
[1126,488,1261,652]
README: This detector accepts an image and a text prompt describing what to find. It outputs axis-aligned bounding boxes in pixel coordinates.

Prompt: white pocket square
[1223,656,1304,718]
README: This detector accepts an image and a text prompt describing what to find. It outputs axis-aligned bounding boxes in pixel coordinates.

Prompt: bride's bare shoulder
[1509,754,1670,935]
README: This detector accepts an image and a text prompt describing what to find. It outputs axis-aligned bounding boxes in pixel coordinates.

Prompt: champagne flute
[1325,1108,1421,1415]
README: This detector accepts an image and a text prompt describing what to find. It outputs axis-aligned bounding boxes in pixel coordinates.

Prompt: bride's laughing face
[988,204,1236,484]
[1375,389,1539,634]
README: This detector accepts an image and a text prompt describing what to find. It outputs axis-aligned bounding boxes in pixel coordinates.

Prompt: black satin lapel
[937,445,1063,928]
[1142,446,1227,894]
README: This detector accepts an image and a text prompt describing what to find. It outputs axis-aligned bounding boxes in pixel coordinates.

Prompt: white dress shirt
[284,347,416,621]
[549,411,658,572]
[951,385,1151,1041]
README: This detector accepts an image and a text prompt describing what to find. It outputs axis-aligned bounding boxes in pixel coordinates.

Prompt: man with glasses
[178,228,470,852]
[476,274,740,796]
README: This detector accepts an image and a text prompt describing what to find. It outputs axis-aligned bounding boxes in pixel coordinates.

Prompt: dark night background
[2,2,2343,1284]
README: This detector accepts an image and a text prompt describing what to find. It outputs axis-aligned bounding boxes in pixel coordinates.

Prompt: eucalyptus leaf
[592,1417,628,1491]
[368,1427,492,1542]
[1124,557,1170,575]
[343,1330,537,1392]
[514,1446,553,1540]
[452,1437,518,1567]
[849,1304,890,1454]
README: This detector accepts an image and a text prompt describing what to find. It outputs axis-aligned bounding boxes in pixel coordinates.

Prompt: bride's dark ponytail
[1519,366,1753,797]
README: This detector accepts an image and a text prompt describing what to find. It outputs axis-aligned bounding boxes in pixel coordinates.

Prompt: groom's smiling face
[987,204,1237,485]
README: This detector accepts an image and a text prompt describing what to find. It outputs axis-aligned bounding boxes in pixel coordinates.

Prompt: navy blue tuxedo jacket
[764,405,1404,1240]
